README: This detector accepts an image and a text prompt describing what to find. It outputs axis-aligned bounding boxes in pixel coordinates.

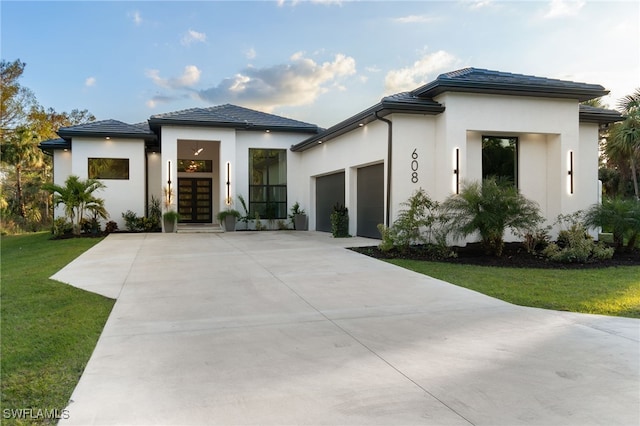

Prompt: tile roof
[38,137,70,153]
[579,105,625,124]
[57,119,157,140]
[149,104,319,132]
[412,67,609,101]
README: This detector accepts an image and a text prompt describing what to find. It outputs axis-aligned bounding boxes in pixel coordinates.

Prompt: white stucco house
[40,68,623,239]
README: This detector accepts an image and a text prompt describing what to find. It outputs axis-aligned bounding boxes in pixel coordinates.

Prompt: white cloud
[394,14,439,24]
[146,65,202,89]
[181,29,207,46]
[384,50,458,94]
[85,77,96,87]
[543,0,585,18]
[129,11,142,25]
[245,48,257,60]
[466,0,494,10]
[278,0,341,6]
[198,52,356,111]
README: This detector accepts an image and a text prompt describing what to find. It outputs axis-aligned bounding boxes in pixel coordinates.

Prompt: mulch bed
[350,242,640,269]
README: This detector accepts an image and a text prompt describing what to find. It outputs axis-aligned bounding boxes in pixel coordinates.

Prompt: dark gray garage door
[315,172,345,232]
[357,163,384,238]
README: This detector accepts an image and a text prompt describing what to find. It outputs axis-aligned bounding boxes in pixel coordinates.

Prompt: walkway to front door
[178,178,212,223]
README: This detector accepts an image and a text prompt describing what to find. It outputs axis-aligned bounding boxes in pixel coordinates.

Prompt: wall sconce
[225,161,231,205]
[453,148,460,194]
[567,150,574,195]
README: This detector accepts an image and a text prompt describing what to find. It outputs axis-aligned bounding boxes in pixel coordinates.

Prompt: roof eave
[57,129,157,142]
[415,82,608,102]
[148,118,319,134]
[291,101,444,152]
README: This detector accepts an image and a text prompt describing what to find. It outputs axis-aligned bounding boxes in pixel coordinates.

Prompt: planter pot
[163,218,177,233]
[294,214,308,231]
[223,216,237,232]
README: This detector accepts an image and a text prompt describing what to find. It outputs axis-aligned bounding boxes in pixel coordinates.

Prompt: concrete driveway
[53,232,639,426]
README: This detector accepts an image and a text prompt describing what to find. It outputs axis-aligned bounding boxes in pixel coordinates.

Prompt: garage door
[315,172,345,232]
[357,163,384,238]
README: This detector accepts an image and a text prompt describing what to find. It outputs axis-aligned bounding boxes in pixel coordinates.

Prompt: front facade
[41,68,623,239]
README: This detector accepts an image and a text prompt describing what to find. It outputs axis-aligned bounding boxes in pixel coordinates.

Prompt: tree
[44,175,107,235]
[0,126,44,218]
[0,59,36,141]
[602,89,640,200]
[28,106,95,141]
[440,178,543,256]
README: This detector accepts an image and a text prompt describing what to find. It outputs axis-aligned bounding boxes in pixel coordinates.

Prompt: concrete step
[177,224,223,233]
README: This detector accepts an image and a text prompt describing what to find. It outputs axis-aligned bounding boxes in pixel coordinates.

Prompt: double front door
[178,178,212,223]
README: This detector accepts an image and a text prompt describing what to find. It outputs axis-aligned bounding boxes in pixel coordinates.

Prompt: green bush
[122,210,142,232]
[330,203,350,238]
[583,198,640,252]
[440,178,543,256]
[542,221,614,263]
[51,217,73,238]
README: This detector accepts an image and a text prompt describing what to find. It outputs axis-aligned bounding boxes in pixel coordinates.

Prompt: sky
[2,0,639,129]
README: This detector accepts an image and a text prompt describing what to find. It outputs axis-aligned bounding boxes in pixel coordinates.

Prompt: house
[40,68,623,239]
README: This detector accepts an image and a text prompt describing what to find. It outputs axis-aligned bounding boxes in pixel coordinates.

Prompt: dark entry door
[178,178,212,223]
[357,163,384,238]
[315,172,345,232]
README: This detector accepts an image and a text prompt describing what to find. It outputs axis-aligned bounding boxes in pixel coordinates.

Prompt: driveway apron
[54,232,639,426]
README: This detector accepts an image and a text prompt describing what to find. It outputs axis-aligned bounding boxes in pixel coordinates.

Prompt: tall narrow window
[249,149,287,219]
[482,136,518,186]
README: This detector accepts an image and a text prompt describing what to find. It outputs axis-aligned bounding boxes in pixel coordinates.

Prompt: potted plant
[162,210,180,233]
[289,202,308,231]
[162,186,179,233]
[217,209,241,232]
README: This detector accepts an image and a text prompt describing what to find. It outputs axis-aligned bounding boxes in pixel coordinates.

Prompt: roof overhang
[38,138,70,154]
[291,97,444,152]
[148,118,319,134]
[578,105,625,124]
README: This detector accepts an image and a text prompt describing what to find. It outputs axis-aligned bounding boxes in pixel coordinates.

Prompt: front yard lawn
[1,232,114,425]
[386,259,640,318]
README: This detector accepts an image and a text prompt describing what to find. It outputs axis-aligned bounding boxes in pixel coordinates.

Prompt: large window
[249,149,287,219]
[88,158,129,180]
[482,136,518,185]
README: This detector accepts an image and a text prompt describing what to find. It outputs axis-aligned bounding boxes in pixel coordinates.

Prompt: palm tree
[440,178,543,256]
[584,198,640,252]
[608,89,640,200]
[44,175,107,235]
[0,126,44,218]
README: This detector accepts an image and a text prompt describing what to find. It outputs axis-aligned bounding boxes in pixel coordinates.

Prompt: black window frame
[88,158,130,180]
[481,136,518,187]
[248,148,287,220]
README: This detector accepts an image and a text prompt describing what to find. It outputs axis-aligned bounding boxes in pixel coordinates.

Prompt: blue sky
[2,0,638,128]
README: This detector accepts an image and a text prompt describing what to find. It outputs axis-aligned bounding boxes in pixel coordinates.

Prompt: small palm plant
[440,177,543,256]
[584,198,640,252]
[44,175,108,235]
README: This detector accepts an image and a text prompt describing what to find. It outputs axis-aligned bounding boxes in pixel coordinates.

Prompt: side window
[482,136,518,186]
[248,149,287,219]
[88,158,129,180]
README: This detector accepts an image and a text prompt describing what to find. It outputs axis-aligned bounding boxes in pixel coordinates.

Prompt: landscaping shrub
[122,210,142,232]
[105,220,118,234]
[51,217,73,238]
[377,188,451,257]
[331,203,350,238]
[542,214,614,263]
[583,198,640,252]
[440,178,543,256]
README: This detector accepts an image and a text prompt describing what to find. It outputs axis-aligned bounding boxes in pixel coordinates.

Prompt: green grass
[1,232,115,425]
[386,259,640,318]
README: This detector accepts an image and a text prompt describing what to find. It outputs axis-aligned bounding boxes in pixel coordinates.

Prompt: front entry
[178,178,212,223]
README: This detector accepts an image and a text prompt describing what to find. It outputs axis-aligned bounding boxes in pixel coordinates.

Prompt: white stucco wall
[64,137,146,229]
[160,126,313,226]
[298,92,599,241]
[296,120,389,233]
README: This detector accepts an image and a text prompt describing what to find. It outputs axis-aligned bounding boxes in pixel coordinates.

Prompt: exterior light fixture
[225,161,231,205]
[265,129,270,133]
[105,137,111,140]
[358,123,364,127]
[317,140,323,144]
[453,148,460,194]
[567,150,574,194]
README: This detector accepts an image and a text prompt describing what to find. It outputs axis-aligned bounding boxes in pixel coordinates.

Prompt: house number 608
[411,149,419,183]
